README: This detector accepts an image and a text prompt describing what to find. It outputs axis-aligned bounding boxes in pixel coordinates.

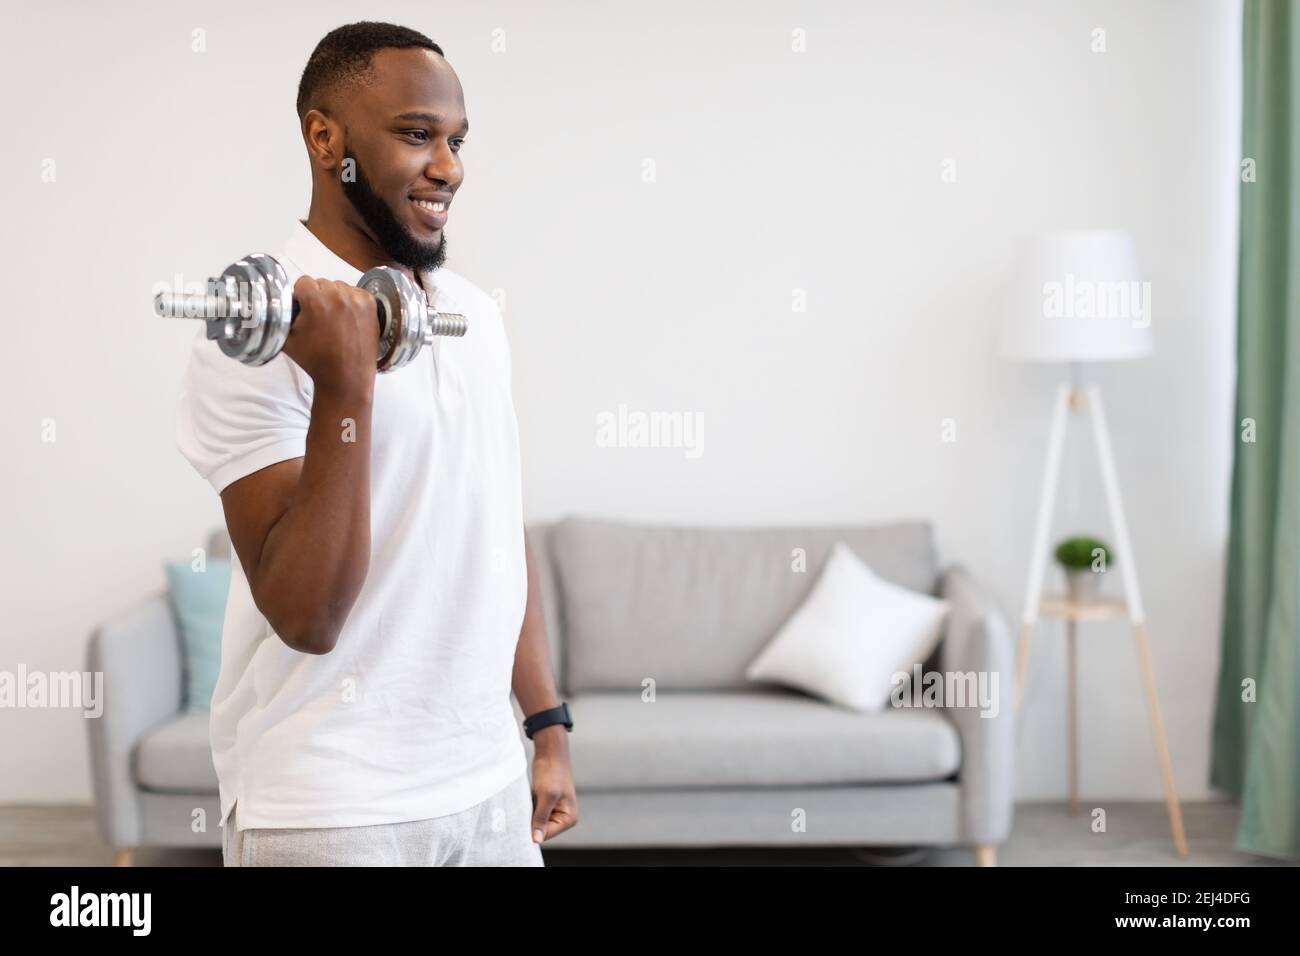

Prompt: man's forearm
[512,530,569,753]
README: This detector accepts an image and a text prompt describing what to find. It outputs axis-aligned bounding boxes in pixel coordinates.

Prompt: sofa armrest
[938,564,1016,844]
[85,591,184,849]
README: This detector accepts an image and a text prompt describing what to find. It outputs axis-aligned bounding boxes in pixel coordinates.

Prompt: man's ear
[302,109,343,172]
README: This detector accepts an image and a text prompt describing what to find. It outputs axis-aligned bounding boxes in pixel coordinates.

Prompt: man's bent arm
[221,383,375,656]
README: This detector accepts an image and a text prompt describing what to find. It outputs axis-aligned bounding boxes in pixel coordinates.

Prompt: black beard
[341,140,447,273]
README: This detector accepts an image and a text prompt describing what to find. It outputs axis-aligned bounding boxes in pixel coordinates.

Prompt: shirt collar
[282,219,363,285]
[281,219,440,298]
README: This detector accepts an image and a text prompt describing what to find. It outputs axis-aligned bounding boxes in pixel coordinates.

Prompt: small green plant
[1054,535,1112,572]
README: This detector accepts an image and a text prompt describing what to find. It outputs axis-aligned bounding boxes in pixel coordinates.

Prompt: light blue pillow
[164,558,232,713]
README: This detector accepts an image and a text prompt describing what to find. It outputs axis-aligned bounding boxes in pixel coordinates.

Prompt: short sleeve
[175,329,314,495]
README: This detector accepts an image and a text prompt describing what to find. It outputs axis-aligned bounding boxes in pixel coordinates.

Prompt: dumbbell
[153,252,467,372]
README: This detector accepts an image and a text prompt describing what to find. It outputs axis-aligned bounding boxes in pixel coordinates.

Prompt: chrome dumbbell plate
[359,267,429,373]
[211,253,294,367]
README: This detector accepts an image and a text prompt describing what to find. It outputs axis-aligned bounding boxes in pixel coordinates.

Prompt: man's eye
[405,130,429,142]
[451,138,465,152]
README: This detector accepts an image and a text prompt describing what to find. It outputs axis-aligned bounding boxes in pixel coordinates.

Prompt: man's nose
[425,143,462,187]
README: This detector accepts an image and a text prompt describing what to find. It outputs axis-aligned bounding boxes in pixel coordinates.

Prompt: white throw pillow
[744,541,950,711]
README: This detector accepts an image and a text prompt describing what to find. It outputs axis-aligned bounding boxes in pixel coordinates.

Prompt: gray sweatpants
[221,770,545,866]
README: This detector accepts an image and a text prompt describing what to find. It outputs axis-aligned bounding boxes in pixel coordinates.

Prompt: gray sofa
[87,515,1016,865]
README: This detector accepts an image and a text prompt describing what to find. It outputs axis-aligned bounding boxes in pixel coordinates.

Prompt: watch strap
[523,702,573,739]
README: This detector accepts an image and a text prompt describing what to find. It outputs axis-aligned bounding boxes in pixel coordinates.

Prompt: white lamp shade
[999,230,1154,363]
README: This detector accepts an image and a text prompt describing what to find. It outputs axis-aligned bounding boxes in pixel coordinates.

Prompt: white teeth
[413,199,446,212]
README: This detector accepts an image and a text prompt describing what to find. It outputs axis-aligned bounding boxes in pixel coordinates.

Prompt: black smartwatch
[523,702,573,740]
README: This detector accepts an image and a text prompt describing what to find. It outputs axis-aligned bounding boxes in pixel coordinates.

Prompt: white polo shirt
[175,220,528,831]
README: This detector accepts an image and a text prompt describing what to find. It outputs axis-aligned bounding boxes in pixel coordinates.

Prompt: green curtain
[1210,0,1300,861]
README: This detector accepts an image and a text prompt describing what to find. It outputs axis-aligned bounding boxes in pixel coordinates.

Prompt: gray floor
[1,800,1293,867]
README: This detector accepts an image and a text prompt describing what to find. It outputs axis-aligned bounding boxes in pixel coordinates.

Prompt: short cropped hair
[296,21,443,120]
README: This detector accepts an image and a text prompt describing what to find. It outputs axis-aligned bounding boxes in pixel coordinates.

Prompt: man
[175,20,577,866]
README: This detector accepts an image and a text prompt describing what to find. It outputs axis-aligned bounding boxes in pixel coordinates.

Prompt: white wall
[0,0,1240,806]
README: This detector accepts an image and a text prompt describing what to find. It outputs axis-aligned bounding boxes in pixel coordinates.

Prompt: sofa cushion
[163,558,231,712]
[550,516,937,692]
[566,689,961,789]
[746,541,949,710]
[134,711,219,792]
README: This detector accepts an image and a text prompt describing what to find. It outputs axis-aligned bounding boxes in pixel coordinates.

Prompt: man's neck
[300,212,424,289]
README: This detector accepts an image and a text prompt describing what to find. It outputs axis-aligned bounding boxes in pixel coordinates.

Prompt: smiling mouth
[410,197,448,230]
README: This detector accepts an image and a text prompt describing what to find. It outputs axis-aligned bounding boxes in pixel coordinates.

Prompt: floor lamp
[1000,230,1188,859]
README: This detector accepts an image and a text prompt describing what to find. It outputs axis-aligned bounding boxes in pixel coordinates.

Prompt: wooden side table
[1014,594,1189,858]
